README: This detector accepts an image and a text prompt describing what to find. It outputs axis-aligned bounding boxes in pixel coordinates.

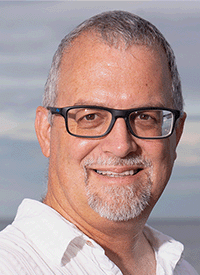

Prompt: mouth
[94,168,142,177]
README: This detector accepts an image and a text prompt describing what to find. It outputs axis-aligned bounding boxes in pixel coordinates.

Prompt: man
[0,11,198,275]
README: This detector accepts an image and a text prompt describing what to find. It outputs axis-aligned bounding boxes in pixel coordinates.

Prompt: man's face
[44,35,184,223]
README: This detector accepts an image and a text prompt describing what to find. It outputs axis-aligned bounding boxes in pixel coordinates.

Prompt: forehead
[57,33,172,108]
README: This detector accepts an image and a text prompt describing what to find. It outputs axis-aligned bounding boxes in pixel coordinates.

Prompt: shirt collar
[13,199,85,265]
[13,199,184,270]
[144,224,184,273]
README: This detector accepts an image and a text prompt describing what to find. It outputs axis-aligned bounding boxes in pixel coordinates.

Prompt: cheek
[52,130,99,183]
[66,138,99,164]
[144,138,177,200]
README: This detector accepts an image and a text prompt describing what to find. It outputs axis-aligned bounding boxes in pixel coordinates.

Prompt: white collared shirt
[0,199,198,275]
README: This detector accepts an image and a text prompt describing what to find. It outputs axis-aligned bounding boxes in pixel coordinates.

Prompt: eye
[72,109,100,122]
[84,113,97,121]
[133,111,161,126]
[75,110,105,128]
[138,114,151,120]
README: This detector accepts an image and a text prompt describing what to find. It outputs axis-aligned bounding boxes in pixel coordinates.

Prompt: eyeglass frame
[47,105,182,139]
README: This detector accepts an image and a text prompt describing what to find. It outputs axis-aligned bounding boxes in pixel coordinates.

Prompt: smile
[94,169,141,177]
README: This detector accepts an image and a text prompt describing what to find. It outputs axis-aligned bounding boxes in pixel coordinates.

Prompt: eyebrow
[73,101,105,107]
[73,101,167,109]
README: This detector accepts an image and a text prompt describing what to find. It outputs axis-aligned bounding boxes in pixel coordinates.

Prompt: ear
[175,112,187,147]
[35,106,51,158]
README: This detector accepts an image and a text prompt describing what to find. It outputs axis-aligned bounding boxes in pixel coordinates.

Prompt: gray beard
[83,156,153,222]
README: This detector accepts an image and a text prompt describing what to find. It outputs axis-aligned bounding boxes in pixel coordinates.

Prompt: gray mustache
[83,155,152,168]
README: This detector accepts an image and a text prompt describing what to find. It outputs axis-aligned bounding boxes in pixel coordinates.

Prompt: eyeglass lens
[67,108,112,137]
[67,108,174,138]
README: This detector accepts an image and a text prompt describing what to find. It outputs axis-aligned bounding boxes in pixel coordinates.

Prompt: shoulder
[144,225,198,275]
[0,225,44,274]
[175,258,199,275]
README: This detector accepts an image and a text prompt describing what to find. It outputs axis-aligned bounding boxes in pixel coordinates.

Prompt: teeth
[96,169,137,177]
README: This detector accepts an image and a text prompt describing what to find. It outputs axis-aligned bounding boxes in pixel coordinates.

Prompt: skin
[35,33,186,275]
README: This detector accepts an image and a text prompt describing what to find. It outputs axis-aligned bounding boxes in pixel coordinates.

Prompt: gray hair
[43,10,183,112]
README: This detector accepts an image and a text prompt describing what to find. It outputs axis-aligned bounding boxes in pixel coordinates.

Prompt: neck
[44,186,151,248]
[77,214,156,275]
[44,186,156,274]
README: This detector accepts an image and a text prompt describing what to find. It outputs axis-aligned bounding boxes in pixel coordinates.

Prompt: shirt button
[86,240,94,247]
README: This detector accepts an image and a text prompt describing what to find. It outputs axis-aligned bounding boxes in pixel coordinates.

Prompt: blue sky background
[0,1,199,220]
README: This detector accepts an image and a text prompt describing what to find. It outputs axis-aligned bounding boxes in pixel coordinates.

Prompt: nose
[101,118,138,158]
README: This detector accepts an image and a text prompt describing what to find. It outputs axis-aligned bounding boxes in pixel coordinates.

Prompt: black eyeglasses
[47,105,182,139]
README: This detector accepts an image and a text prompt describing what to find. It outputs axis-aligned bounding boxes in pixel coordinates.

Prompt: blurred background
[0,1,199,272]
